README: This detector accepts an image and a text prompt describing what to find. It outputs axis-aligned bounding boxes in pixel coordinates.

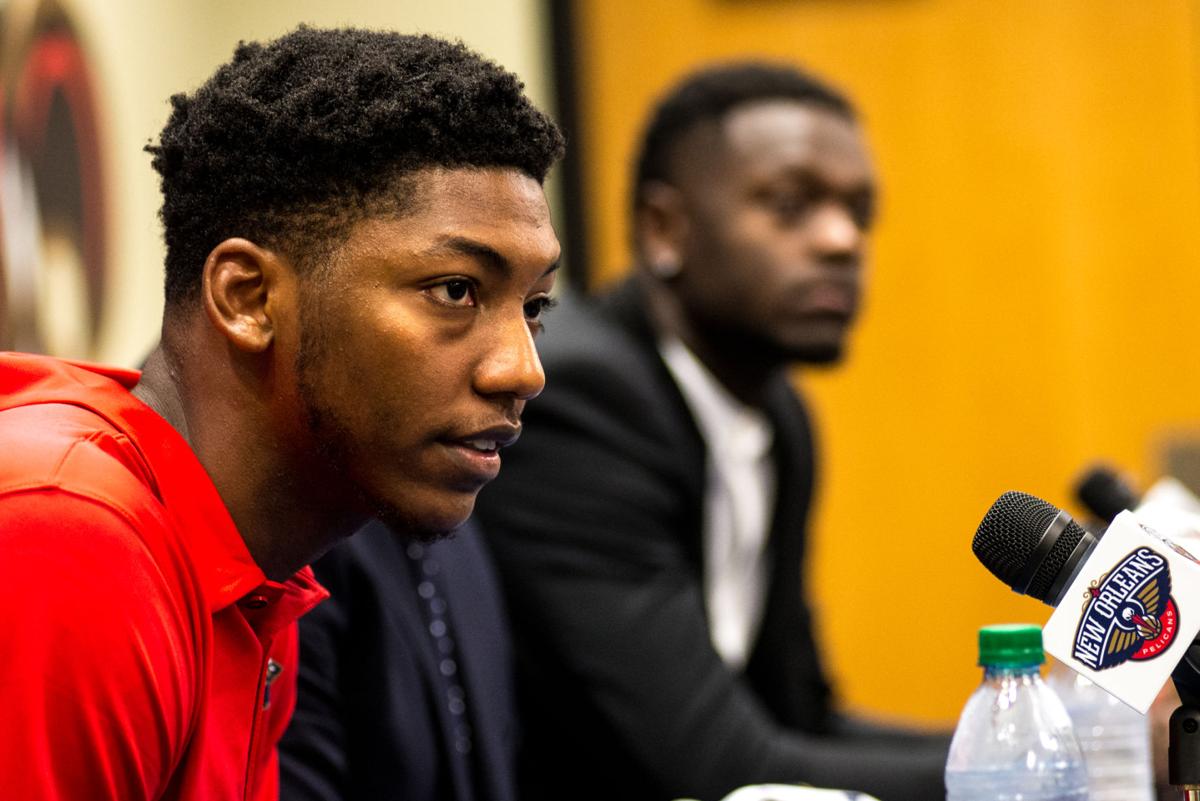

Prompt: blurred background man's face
[669,100,876,366]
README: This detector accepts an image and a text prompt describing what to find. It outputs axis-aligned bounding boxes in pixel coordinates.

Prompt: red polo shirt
[0,352,328,800]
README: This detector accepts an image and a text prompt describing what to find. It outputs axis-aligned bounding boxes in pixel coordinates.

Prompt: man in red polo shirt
[0,27,563,801]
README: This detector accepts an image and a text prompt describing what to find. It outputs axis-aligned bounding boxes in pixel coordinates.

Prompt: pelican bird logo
[1073,548,1178,670]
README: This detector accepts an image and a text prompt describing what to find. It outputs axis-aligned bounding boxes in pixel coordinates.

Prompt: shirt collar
[658,337,773,462]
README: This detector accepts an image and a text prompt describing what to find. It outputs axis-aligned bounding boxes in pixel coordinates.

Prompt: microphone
[971,490,1097,605]
[1073,464,1200,540]
[1075,465,1140,524]
[973,491,1200,711]
[973,490,1200,791]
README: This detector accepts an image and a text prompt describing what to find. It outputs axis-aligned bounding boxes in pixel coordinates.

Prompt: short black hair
[148,26,564,307]
[633,61,855,204]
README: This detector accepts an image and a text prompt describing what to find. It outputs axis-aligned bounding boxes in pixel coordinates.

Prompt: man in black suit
[474,62,949,801]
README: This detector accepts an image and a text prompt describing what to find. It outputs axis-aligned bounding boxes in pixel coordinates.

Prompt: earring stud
[650,257,681,280]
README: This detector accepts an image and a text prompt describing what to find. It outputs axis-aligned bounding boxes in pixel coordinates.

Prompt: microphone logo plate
[1071,546,1178,670]
[1044,510,1200,712]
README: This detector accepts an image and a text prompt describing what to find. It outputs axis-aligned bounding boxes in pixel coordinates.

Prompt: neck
[134,338,360,582]
[640,273,781,409]
[133,346,189,441]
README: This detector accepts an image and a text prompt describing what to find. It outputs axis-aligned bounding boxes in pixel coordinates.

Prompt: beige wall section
[571,0,1200,723]
[60,0,553,365]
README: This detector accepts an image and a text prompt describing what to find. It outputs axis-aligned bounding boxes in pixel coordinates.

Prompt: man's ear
[201,238,291,353]
[634,181,689,281]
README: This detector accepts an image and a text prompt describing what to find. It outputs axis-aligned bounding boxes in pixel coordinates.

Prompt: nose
[809,201,863,262]
[473,312,546,402]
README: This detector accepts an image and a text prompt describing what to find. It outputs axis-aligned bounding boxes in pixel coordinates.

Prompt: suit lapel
[762,374,816,575]
[746,375,832,732]
[598,278,708,566]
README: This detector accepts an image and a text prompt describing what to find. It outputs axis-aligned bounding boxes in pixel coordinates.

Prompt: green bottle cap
[977,623,1044,667]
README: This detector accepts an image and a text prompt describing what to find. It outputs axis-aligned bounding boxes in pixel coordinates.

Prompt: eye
[523,295,557,330]
[769,192,807,220]
[847,189,876,230]
[429,278,477,307]
[760,185,818,224]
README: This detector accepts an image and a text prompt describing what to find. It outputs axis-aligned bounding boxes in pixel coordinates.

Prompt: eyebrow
[421,236,560,278]
[769,165,876,194]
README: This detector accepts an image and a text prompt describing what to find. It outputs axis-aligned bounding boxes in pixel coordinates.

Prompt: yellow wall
[570,0,1200,723]
[45,0,554,365]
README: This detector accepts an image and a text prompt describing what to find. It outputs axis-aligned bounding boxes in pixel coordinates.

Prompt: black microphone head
[972,490,1091,603]
[1075,464,1139,523]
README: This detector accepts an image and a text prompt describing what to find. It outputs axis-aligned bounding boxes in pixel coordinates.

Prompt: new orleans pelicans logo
[1072,547,1178,670]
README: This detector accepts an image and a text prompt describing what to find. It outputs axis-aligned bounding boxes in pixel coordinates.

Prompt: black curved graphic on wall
[1,0,107,357]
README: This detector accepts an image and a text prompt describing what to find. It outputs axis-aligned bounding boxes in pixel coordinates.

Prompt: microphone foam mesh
[972,490,1088,602]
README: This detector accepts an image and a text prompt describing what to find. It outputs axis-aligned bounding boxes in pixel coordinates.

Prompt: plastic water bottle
[945,624,1088,801]
[1047,660,1154,801]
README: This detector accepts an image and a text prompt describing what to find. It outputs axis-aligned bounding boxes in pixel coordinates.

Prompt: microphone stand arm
[1170,642,1200,799]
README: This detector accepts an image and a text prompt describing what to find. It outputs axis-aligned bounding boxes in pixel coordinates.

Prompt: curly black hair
[148,26,564,307]
[633,61,855,206]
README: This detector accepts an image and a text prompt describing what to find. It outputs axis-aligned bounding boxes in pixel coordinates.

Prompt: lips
[454,424,521,450]
[437,423,521,485]
[801,282,858,316]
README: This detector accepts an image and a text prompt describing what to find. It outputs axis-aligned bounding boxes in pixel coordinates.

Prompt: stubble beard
[294,305,464,544]
[788,340,844,366]
[695,309,848,377]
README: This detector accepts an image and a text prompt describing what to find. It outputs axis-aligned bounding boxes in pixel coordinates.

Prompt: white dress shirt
[659,337,776,670]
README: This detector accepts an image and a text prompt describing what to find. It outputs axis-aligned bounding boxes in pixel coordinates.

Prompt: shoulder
[485,284,707,505]
[0,490,190,639]
[0,403,196,675]
[0,395,202,795]
[0,402,161,523]
[538,289,656,385]
[532,287,686,436]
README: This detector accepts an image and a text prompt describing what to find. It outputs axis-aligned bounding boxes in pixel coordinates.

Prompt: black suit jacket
[474,279,948,801]
[278,520,518,801]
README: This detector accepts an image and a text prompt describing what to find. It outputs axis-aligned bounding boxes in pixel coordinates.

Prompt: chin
[779,339,846,366]
[368,491,477,543]
[798,346,844,365]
